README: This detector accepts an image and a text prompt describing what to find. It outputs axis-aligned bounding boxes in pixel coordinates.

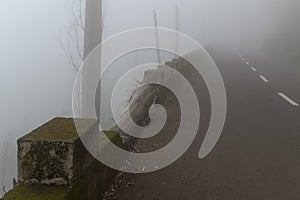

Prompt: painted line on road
[259,75,269,83]
[278,93,299,106]
[250,66,257,72]
[245,61,250,65]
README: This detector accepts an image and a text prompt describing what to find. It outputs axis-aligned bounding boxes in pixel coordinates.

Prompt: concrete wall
[2,58,184,200]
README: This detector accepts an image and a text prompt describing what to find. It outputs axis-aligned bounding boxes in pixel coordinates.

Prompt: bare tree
[60,0,85,71]
[60,0,103,116]
[83,0,102,58]
[82,0,103,117]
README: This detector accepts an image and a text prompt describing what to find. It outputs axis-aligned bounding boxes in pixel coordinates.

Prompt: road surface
[108,47,300,200]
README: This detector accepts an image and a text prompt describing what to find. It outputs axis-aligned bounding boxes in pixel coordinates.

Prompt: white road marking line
[250,66,257,72]
[245,62,250,65]
[259,75,269,83]
[242,58,245,61]
[278,93,299,106]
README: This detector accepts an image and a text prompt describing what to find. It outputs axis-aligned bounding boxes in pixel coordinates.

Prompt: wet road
[112,47,300,200]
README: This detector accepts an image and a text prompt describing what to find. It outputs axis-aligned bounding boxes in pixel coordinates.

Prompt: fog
[1,0,300,196]
[0,0,75,195]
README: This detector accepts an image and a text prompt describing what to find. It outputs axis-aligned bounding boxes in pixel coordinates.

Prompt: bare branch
[74,27,84,61]
[67,27,80,70]
[59,28,80,71]
[59,0,86,72]
[71,0,85,31]
[78,0,85,31]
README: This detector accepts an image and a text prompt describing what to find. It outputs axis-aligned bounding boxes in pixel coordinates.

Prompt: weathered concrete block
[157,64,169,70]
[17,118,98,186]
[172,58,184,71]
[4,124,123,200]
[143,69,172,83]
[172,58,183,63]
[144,69,164,83]
[165,61,175,68]
[165,60,184,71]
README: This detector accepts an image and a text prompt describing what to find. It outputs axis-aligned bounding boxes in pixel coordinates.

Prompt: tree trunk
[81,0,102,118]
[84,0,102,58]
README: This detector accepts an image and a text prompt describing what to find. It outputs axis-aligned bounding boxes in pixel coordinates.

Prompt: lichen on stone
[20,141,71,185]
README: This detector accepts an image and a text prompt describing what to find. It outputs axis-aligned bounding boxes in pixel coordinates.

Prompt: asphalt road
[111,47,300,200]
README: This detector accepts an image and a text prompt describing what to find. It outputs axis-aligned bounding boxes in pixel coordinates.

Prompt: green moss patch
[103,130,123,147]
[8,119,124,200]
[2,185,70,200]
[20,118,97,142]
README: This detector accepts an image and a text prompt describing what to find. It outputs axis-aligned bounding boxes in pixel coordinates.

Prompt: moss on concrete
[103,130,123,147]
[7,118,123,200]
[66,130,123,200]
[66,159,112,200]
[2,185,71,200]
[20,118,96,142]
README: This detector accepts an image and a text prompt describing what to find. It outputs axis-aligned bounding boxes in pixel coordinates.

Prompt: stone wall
[2,57,184,200]
[3,119,123,200]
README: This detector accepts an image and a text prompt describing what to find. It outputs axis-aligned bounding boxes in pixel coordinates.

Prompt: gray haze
[1,0,300,196]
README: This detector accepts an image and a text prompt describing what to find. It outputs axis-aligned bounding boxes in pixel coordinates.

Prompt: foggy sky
[1,0,299,196]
